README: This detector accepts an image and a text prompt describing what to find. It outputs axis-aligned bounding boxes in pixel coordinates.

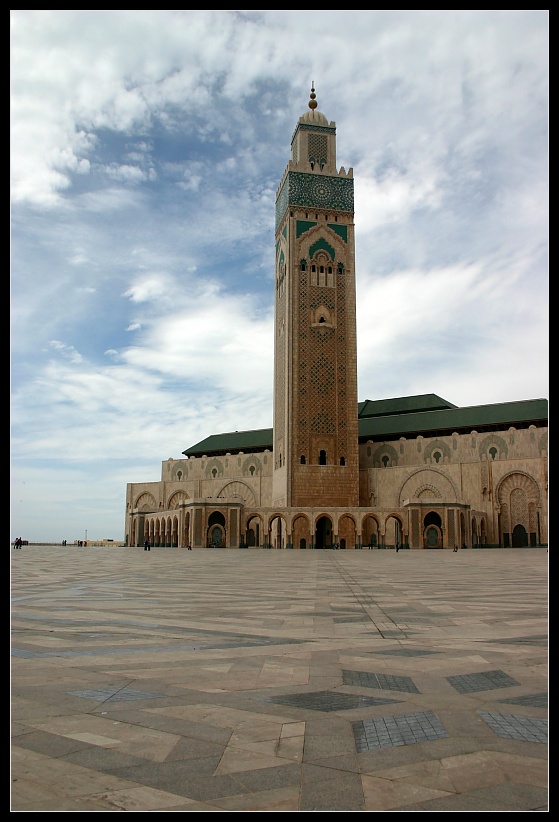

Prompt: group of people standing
[13,537,24,549]
[143,541,193,550]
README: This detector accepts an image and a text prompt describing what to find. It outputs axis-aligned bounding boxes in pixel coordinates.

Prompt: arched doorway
[338,514,357,549]
[246,515,262,547]
[362,514,380,548]
[269,515,288,549]
[292,514,311,549]
[315,516,333,549]
[385,515,402,549]
[423,511,443,548]
[497,472,541,547]
[207,511,226,548]
[512,523,529,547]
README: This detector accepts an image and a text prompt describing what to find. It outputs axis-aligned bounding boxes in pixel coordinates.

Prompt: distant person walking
[144,539,151,551]
[453,545,458,552]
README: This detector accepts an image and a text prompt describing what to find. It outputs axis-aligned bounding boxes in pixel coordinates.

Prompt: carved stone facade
[125,90,548,551]
[125,420,547,550]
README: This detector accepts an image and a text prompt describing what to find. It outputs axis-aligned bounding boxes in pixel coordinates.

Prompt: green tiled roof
[183,428,273,457]
[357,398,548,441]
[182,396,547,457]
[358,394,457,418]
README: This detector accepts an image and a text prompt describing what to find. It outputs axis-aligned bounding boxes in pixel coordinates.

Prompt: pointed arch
[167,490,189,509]
[217,481,256,507]
[135,492,156,511]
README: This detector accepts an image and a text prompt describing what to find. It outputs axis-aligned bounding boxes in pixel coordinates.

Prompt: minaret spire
[273,88,358,510]
[308,82,318,111]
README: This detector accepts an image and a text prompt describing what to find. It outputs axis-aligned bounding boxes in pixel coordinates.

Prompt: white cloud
[47,340,83,364]
[10,10,548,542]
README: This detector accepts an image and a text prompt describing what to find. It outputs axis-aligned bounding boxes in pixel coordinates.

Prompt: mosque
[125,88,548,551]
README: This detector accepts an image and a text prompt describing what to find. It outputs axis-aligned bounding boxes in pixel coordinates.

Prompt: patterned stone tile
[498,692,547,708]
[446,670,520,693]
[342,670,420,693]
[259,691,402,712]
[353,711,448,752]
[67,688,165,702]
[477,711,547,743]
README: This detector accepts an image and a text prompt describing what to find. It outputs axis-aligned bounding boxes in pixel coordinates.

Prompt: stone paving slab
[11,546,548,811]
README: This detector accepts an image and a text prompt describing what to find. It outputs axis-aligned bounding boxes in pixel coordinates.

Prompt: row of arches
[244,511,460,550]
[129,468,543,549]
[133,508,493,550]
[132,505,537,550]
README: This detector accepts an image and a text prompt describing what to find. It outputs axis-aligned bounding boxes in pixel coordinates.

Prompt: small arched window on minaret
[340,457,346,466]
[319,450,327,465]
[300,455,306,464]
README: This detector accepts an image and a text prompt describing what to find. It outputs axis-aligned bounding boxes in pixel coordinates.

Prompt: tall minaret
[273,86,359,508]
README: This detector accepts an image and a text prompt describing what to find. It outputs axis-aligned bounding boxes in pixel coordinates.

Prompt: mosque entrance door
[315,516,333,549]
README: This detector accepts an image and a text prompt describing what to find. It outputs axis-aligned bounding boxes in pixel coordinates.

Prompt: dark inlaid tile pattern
[259,691,403,712]
[333,616,370,623]
[487,635,548,648]
[478,710,548,743]
[498,692,548,708]
[342,669,420,693]
[13,614,305,645]
[12,636,306,659]
[11,548,548,812]
[353,710,448,752]
[374,648,441,657]
[380,617,450,625]
[67,688,165,702]
[447,669,520,693]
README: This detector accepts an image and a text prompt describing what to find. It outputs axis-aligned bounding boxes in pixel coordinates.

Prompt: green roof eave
[358,394,457,419]
[183,428,273,458]
[357,398,548,441]
[182,398,547,457]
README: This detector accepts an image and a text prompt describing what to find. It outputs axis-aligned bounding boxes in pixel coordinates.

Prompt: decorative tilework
[478,710,548,743]
[499,692,548,708]
[447,669,520,693]
[374,648,441,657]
[276,172,354,228]
[353,711,448,752]
[260,691,401,712]
[67,688,164,701]
[342,670,420,693]
[489,634,548,647]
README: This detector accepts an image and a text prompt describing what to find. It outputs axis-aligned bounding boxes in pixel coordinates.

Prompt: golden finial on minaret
[308,82,318,111]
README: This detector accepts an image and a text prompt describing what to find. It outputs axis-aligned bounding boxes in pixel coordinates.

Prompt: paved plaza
[11,546,548,811]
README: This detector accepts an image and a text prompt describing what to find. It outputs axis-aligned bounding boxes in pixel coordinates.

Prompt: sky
[11,10,548,543]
